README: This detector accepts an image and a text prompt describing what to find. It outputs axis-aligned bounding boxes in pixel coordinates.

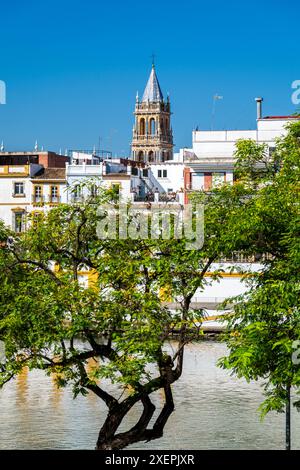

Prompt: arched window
[138,151,144,162]
[160,119,164,134]
[150,118,155,135]
[148,151,154,162]
[161,151,165,162]
[139,118,145,135]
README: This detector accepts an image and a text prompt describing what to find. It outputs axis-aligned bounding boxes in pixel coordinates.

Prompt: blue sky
[0,0,299,155]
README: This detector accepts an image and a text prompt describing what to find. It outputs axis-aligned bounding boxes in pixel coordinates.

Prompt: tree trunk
[95,387,174,450]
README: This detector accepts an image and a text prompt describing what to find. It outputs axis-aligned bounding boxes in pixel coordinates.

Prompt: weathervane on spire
[151,53,156,68]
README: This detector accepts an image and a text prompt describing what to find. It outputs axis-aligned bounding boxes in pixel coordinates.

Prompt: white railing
[190,296,228,304]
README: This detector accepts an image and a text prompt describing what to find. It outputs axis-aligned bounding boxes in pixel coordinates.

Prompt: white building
[146,161,184,194]
[172,100,300,195]
[0,163,68,231]
[66,155,151,202]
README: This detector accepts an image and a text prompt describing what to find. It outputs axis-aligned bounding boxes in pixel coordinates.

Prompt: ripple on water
[0,342,299,449]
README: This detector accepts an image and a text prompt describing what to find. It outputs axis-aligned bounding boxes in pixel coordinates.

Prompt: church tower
[131,65,173,163]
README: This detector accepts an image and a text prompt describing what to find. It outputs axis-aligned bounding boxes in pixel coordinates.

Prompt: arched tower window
[139,118,145,136]
[148,151,154,162]
[137,151,144,162]
[165,118,169,134]
[160,119,164,134]
[150,118,155,135]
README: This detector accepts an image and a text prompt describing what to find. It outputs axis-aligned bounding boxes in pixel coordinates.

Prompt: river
[0,341,299,450]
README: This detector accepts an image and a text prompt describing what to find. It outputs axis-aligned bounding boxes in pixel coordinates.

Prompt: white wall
[148,163,184,193]
[191,117,299,160]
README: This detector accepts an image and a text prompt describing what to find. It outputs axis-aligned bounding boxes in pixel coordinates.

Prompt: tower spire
[131,65,173,164]
[142,65,163,102]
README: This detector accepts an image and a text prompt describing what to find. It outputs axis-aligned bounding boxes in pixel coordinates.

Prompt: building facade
[177,102,300,202]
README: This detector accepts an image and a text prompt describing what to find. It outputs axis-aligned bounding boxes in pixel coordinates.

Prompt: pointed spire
[142,66,163,103]
[0,140,4,152]
[65,148,68,156]
[59,148,62,155]
[34,140,38,151]
[136,91,139,102]
[93,144,96,155]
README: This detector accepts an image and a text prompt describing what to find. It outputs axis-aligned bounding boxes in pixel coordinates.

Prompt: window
[142,169,148,177]
[137,151,144,162]
[167,188,173,193]
[73,185,81,201]
[148,151,154,162]
[32,211,43,227]
[139,118,145,135]
[50,186,59,203]
[112,184,120,194]
[14,211,25,233]
[158,169,167,178]
[131,167,138,176]
[150,118,155,135]
[33,185,42,203]
[14,182,24,196]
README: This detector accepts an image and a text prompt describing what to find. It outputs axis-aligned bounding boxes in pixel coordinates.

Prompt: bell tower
[131,65,173,163]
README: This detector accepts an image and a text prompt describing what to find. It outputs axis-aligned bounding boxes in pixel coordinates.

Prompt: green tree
[0,183,243,450]
[219,121,300,450]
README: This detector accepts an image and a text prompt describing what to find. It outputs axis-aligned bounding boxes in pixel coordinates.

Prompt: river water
[0,341,299,450]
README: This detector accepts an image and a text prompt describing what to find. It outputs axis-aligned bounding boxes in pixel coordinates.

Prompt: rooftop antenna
[211,94,223,130]
[98,136,102,155]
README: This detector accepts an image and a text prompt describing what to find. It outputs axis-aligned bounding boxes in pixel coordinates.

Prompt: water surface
[0,342,299,450]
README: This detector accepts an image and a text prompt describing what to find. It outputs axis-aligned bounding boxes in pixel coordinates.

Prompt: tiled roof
[32,168,66,180]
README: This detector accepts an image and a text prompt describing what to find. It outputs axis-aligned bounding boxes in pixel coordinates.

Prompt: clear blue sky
[0,0,299,155]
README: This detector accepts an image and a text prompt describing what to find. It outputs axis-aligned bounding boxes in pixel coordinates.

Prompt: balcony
[132,134,173,145]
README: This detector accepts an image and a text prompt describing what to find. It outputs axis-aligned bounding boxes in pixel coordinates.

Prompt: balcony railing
[159,193,179,203]
[32,195,62,204]
[217,252,273,263]
[132,135,173,144]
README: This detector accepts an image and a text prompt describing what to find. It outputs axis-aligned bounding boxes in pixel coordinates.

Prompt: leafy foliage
[219,121,300,418]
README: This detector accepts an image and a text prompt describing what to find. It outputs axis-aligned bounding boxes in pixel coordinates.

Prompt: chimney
[255,97,263,120]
